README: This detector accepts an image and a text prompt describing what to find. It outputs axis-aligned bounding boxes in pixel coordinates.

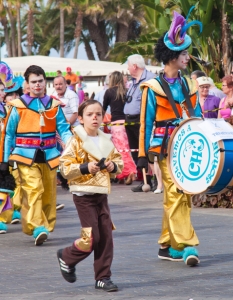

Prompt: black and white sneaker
[56,203,65,211]
[158,247,183,262]
[57,249,76,283]
[95,278,118,292]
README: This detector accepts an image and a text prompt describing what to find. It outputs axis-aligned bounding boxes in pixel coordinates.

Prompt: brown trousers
[62,193,113,280]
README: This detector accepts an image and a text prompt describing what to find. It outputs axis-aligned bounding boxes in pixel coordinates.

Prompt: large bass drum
[167,118,233,195]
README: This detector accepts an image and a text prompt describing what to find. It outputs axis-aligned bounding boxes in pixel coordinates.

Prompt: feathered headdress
[164,6,202,51]
[0,61,24,93]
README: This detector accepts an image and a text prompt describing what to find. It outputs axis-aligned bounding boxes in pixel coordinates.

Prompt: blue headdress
[164,6,202,51]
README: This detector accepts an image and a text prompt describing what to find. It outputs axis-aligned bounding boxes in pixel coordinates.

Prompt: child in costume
[0,63,24,232]
[0,65,72,245]
[138,7,202,266]
[0,82,16,222]
[57,100,123,292]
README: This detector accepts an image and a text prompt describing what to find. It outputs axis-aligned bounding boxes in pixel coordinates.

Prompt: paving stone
[1,182,233,299]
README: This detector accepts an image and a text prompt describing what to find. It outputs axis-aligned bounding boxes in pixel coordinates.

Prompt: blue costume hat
[164,6,202,51]
[4,75,24,94]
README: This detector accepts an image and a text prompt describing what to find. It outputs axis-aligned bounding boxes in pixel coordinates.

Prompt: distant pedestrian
[84,92,89,101]
[77,75,86,105]
[57,100,123,292]
[64,67,79,91]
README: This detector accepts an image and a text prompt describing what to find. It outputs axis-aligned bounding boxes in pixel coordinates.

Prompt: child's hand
[105,161,115,173]
[88,162,100,174]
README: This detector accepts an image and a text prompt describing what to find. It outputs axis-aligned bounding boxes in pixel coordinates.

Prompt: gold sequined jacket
[59,125,123,194]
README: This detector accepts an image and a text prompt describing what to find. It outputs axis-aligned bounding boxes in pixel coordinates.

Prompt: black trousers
[62,193,113,280]
[125,114,140,164]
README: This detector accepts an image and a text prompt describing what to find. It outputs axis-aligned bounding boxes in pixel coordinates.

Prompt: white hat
[196,76,212,86]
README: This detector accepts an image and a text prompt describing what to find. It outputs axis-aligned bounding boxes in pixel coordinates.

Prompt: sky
[1,42,98,60]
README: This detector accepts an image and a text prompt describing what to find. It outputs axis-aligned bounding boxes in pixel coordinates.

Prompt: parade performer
[138,8,202,266]
[0,63,23,232]
[57,100,123,292]
[0,65,72,245]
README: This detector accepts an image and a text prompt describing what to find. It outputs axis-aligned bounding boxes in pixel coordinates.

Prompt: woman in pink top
[218,75,233,119]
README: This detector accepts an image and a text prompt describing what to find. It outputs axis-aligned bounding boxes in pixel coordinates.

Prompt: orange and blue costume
[138,72,203,266]
[0,94,72,242]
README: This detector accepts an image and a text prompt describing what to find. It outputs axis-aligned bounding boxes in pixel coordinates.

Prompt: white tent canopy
[3,55,162,77]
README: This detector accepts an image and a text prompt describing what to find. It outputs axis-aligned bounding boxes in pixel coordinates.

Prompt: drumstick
[142,168,151,192]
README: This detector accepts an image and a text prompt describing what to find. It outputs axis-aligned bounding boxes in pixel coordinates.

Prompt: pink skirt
[78,90,85,105]
[111,120,137,179]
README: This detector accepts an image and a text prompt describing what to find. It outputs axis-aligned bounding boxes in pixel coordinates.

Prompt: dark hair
[191,70,207,78]
[155,33,184,64]
[84,92,89,96]
[24,65,46,83]
[221,75,233,88]
[78,99,103,117]
[66,79,71,85]
[5,88,23,98]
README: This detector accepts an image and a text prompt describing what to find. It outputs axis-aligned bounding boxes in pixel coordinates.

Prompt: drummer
[137,8,203,266]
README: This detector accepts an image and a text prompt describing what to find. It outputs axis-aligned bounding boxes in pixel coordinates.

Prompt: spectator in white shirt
[52,76,79,126]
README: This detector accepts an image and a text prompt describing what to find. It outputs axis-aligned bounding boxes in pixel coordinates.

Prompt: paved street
[1,182,233,300]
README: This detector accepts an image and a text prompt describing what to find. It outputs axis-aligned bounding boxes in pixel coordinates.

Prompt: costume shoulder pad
[140,79,166,97]
[7,99,26,108]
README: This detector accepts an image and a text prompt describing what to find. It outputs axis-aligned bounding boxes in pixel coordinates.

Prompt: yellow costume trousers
[18,163,57,235]
[11,168,23,211]
[0,168,22,223]
[158,158,199,250]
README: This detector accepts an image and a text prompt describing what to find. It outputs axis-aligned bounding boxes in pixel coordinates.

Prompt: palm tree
[72,0,89,59]
[26,0,35,55]
[0,2,12,57]
[5,0,17,56]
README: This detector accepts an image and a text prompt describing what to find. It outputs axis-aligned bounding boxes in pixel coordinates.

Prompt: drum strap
[158,74,195,159]
[159,121,173,160]
[182,77,195,117]
[158,74,181,118]
[158,74,195,118]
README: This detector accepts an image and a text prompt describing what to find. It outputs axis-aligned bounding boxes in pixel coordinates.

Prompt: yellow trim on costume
[8,99,26,108]
[140,79,166,97]
[8,98,62,109]
[74,227,92,252]
[140,77,197,97]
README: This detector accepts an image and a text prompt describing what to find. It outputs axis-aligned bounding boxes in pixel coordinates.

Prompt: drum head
[167,118,224,194]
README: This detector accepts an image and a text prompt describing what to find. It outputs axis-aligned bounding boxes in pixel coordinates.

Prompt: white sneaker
[154,189,163,194]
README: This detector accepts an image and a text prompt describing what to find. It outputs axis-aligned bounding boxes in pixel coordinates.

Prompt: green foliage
[109,0,233,80]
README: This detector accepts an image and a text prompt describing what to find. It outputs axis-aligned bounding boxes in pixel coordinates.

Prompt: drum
[167,118,233,195]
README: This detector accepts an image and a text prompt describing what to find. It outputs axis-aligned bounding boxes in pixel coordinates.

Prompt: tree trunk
[17,4,22,57]
[85,17,109,61]
[6,8,17,57]
[27,2,34,56]
[73,10,84,59]
[60,7,64,57]
[116,22,129,43]
[221,0,232,75]
[0,16,12,57]
[82,33,95,60]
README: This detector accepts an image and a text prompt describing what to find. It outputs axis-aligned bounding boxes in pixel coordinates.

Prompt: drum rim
[166,118,225,195]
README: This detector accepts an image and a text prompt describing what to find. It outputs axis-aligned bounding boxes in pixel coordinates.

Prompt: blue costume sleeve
[139,87,156,157]
[194,92,202,117]
[56,106,73,144]
[1,107,19,162]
